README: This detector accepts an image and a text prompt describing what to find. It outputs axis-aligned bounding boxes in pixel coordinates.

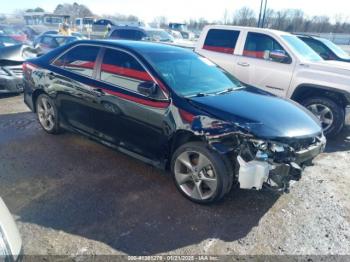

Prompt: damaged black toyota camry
[23,40,326,203]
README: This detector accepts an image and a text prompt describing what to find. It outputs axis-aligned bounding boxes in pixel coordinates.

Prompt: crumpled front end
[236,135,326,193]
[188,114,326,193]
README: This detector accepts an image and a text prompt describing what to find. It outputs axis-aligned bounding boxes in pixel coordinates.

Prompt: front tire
[302,96,344,137]
[171,142,232,204]
[36,94,61,134]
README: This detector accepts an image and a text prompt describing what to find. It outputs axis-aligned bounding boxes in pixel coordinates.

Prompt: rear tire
[36,94,61,134]
[171,142,232,204]
[302,96,344,137]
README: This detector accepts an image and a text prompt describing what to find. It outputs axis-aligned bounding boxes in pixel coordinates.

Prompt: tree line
[25,3,350,34]
[187,7,350,33]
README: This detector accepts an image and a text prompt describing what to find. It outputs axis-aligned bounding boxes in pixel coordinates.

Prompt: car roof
[205,25,292,36]
[74,39,190,53]
[45,34,76,38]
[111,26,165,32]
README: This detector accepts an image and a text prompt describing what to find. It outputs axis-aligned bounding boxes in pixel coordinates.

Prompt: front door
[93,47,170,160]
[235,32,295,97]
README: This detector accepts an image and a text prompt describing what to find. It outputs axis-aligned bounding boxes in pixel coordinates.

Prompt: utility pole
[261,0,268,28]
[257,0,263,27]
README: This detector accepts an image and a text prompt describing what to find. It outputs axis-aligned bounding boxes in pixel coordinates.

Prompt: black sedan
[23,40,325,203]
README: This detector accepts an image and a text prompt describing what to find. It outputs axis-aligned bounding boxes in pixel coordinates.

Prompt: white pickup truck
[195,25,350,137]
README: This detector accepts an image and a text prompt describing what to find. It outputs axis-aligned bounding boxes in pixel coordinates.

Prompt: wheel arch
[291,84,350,108]
[31,89,48,113]
[166,130,204,169]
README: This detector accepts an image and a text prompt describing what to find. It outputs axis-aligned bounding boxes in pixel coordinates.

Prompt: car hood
[0,44,24,62]
[306,59,350,74]
[189,88,322,140]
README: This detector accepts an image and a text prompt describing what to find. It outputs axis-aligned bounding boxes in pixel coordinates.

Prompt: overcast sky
[2,0,349,22]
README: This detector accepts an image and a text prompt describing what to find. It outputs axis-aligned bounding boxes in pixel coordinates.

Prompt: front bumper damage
[237,135,326,193]
[190,115,326,193]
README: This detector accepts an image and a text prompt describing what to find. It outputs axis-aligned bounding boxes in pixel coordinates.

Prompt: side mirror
[269,50,289,63]
[137,81,158,97]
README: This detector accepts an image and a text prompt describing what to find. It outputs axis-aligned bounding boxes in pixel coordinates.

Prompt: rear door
[50,44,101,134]
[235,32,295,97]
[196,28,240,73]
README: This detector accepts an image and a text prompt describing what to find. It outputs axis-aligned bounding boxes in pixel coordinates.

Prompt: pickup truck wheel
[302,96,344,137]
[36,94,61,134]
[171,142,231,204]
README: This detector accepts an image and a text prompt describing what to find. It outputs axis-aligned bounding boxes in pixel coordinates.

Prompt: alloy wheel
[37,97,56,131]
[174,151,218,201]
[307,103,334,132]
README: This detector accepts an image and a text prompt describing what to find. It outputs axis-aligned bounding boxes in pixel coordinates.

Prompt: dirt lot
[0,94,350,257]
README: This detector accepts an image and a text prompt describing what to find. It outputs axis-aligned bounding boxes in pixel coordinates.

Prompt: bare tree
[232,7,257,26]
[54,2,93,21]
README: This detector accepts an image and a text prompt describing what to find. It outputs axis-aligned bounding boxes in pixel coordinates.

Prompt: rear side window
[100,48,153,93]
[53,45,100,77]
[243,32,285,59]
[110,29,145,40]
[203,29,240,54]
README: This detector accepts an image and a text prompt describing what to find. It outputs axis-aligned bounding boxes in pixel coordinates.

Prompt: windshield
[318,38,350,60]
[144,50,242,97]
[282,35,323,62]
[146,30,174,42]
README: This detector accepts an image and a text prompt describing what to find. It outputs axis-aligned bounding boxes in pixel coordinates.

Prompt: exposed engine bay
[190,115,327,193]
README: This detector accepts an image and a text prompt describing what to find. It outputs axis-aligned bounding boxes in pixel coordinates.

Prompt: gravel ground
[0,94,349,257]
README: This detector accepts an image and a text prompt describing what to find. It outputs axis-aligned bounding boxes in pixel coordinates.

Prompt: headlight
[0,227,10,258]
[0,68,10,76]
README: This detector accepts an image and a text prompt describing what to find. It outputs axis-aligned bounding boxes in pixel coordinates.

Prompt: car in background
[0,44,32,94]
[168,23,194,40]
[108,26,174,42]
[33,31,86,47]
[196,25,350,137]
[297,35,350,62]
[34,34,79,55]
[0,25,27,43]
[0,35,21,47]
[23,40,325,203]
[0,197,22,261]
[92,19,117,33]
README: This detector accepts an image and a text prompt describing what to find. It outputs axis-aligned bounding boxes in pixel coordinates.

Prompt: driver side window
[243,32,290,63]
[100,48,165,99]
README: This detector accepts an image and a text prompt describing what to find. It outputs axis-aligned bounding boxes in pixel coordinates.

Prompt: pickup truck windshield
[282,35,323,62]
[318,38,350,60]
[144,51,242,97]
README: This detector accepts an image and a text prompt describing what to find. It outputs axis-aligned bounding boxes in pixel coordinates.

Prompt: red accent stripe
[101,64,153,82]
[203,45,234,54]
[243,50,265,58]
[101,88,170,109]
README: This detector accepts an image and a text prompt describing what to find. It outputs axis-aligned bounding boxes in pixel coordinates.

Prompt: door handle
[237,62,250,67]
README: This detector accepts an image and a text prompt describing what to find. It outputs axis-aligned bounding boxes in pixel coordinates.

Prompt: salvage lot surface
[0,94,350,256]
